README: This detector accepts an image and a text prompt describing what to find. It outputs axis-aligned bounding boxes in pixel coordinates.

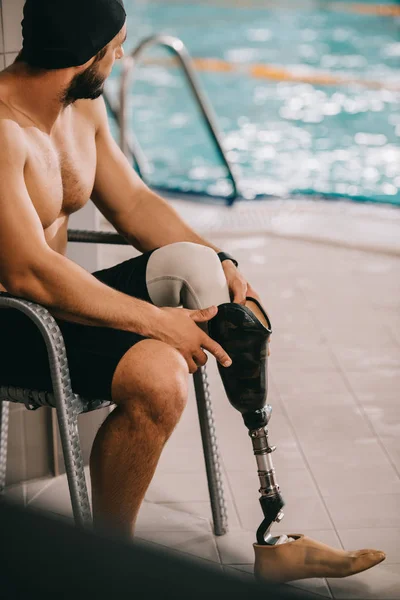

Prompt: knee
[170,241,225,291]
[112,340,189,432]
[163,242,223,280]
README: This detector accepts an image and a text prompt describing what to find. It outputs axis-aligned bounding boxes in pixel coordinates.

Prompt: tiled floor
[6,201,400,599]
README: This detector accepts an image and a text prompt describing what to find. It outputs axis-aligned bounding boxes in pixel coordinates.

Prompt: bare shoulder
[0,74,29,154]
[73,97,109,133]
[0,111,27,163]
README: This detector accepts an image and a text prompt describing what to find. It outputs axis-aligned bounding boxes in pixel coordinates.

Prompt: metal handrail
[119,34,240,203]
[103,90,148,178]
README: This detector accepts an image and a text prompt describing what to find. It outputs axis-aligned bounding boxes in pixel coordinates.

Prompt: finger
[193,350,208,367]
[232,283,247,304]
[190,306,218,323]
[201,333,232,367]
[187,357,199,374]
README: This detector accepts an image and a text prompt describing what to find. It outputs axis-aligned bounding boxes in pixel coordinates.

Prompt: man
[0,0,384,583]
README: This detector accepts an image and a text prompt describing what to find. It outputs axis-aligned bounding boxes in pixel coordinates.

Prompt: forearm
[10,250,162,336]
[119,190,223,255]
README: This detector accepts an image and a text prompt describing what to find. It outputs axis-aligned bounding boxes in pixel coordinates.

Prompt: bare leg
[89,339,189,537]
[245,297,271,355]
[245,298,268,327]
[89,244,269,536]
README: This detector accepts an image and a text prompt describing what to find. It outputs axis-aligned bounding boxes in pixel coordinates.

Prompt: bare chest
[24,115,97,229]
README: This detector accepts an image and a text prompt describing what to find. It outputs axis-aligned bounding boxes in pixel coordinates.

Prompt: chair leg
[55,402,92,528]
[0,400,9,495]
[193,366,228,536]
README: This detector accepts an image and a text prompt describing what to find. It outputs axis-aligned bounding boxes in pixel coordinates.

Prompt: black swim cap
[21,0,126,69]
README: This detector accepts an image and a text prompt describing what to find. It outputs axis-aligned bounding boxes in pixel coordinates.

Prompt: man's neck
[2,62,73,133]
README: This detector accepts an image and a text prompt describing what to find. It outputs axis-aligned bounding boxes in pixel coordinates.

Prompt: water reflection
[108,1,400,205]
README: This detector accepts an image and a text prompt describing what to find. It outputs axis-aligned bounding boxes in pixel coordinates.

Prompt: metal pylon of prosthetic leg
[244,406,285,545]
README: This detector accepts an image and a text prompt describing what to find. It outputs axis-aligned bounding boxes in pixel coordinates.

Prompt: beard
[61,62,106,106]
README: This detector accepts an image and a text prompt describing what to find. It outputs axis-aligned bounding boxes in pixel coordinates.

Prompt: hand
[222,261,271,356]
[221,260,250,304]
[153,305,232,374]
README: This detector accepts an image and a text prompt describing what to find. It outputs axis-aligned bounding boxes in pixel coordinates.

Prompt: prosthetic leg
[208,297,386,583]
[208,298,284,544]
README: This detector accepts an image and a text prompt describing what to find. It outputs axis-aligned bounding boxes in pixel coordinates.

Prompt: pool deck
[6,199,400,599]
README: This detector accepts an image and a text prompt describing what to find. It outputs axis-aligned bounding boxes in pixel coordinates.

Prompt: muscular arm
[90,98,223,255]
[0,120,162,335]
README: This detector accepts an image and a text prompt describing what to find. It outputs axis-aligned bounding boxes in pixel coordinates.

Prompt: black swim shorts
[0,249,158,401]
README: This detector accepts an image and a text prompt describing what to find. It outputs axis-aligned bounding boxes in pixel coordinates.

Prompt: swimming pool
[107,0,400,206]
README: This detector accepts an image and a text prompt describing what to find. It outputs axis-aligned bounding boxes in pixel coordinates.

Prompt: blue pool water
[107,0,400,205]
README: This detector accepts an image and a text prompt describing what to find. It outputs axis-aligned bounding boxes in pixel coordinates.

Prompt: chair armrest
[0,292,77,411]
[68,229,129,245]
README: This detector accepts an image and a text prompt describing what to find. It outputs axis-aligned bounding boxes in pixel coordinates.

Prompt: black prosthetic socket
[208,300,285,545]
[208,300,271,414]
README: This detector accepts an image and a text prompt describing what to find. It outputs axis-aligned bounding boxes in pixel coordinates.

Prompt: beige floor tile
[380,438,400,472]
[229,481,333,532]
[145,471,215,504]
[312,320,390,345]
[270,326,326,347]
[135,500,212,532]
[272,370,350,398]
[155,499,241,530]
[362,405,400,440]
[287,405,374,445]
[145,469,241,528]
[26,477,55,505]
[332,346,400,372]
[157,436,207,474]
[345,369,400,399]
[215,529,258,564]
[220,437,306,473]
[136,530,220,563]
[324,494,400,529]
[328,563,400,599]
[217,416,304,472]
[27,476,73,517]
[269,348,337,371]
[27,471,92,517]
[298,437,390,462]
[337,528,400,565]
[355,392,400,407]
[287,578,333,598]
[280,390,356,408]
[228,468,320,501]
[310,462,400,497]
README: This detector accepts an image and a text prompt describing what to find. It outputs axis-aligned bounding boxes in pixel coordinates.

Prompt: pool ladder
[105,35,240,205]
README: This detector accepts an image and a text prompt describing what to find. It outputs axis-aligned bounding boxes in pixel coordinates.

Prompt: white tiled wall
[0,0,24,70]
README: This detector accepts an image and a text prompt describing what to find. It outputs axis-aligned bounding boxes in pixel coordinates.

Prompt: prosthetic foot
[253,534,386,583]
[208,298,386,582]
